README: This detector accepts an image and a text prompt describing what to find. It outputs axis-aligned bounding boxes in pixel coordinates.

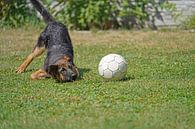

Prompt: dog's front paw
[16,66,25,73]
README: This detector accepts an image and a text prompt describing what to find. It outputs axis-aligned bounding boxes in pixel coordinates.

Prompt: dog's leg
[16,35,46,73]
[16,46,45,73]
[31,69,50,80]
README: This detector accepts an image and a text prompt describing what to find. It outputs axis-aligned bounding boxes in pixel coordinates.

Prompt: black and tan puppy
[16,0,79,82]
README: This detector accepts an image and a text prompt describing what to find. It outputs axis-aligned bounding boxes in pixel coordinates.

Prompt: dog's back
[43,22,74,70]
[30,0,72,48]
[44,22,73,50]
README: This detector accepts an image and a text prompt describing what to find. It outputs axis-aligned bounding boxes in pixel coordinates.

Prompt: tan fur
[31,69,49,80]
[16,47,45,73]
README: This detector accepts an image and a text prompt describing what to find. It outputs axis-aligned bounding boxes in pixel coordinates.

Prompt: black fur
[30,0,54,23]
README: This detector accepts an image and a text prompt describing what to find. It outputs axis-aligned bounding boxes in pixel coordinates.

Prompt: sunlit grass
[0,28,194,129]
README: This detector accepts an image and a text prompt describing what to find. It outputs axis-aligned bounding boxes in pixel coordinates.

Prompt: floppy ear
[48,65,59,77]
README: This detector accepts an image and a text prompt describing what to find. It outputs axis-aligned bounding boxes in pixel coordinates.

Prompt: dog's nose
[72,73,77,81]
[68,74,76,81]
[65,74,76,82]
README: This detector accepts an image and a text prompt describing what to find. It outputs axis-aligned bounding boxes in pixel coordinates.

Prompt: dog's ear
[48,65,59,77]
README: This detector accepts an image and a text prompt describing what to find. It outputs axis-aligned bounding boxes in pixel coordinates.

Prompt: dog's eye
[68,64,72,69]
[62,67,66,71]
[59,67,66,72]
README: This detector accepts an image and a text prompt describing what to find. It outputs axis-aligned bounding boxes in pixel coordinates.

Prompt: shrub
[0,0,39,27]
[54,0,114,30]
[182,15,195,30]
[0,0,176,29]
[55,0,176,30]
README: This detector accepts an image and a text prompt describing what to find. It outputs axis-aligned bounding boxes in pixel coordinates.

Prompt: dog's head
[48,56,79,82]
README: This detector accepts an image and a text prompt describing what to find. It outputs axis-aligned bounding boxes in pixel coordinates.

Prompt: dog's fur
[16,0,79,82]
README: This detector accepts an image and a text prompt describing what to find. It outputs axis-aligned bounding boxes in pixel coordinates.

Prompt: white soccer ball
[98,54,127,80]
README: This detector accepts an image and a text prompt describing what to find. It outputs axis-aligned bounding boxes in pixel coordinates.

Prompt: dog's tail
[30,0,54,23]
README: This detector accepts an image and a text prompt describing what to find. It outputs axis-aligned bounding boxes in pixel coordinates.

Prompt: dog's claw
[16,66,25,73]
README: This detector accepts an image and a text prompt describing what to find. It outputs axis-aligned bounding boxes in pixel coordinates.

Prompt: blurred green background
[0,0,178,30]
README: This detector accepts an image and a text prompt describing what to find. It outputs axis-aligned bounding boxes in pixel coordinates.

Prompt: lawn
[0,28,194,129]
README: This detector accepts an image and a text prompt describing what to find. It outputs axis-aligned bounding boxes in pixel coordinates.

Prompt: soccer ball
[98,54,127,80]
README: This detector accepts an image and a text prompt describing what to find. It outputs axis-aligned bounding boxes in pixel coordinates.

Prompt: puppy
[16,0,79,82]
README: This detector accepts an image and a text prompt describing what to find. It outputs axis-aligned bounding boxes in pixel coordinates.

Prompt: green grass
[0,28,194,129]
